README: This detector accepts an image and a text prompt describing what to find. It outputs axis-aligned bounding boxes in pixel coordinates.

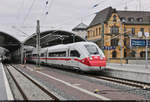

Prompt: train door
[45,49,48,64]
[69,49,80,70]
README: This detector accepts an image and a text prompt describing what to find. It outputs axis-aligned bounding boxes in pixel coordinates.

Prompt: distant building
[72,23,87,39]
[87,6,150,64]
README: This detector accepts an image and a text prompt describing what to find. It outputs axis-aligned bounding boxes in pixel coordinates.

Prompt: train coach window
[41,53,44,57]
[49,51,66,57]
[70,50,80,57]
[58,51,66,57]
[33,54,37,57]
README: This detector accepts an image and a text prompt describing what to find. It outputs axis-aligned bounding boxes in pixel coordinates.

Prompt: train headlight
[89,56,93,60]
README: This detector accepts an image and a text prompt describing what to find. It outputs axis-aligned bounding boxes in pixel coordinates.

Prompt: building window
[124,38,127,46]
[93,31,95,36]
[99,28,101,35]
[128,17,134,22]
[124,49,127,58]
[131,28,135,35]
[111,38,119,46]
[87,31,90,38]
[140,51,145,58]
[110,26,119,34]
[130,50,136,57]
[120,17,126,22]
[137,18,143,22]
[140,28,144,35]
[91,31,93,37]
[113,15,117,22]
[112,51,117,58]
[96,28,98,36]
[124,27,126,33]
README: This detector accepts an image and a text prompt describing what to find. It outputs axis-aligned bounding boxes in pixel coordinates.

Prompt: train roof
[45,41,96,50]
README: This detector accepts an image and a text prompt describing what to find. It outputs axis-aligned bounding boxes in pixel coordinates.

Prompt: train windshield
[84,45,99,55]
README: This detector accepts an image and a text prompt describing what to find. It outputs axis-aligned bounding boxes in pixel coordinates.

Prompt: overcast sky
[0,0,150,41]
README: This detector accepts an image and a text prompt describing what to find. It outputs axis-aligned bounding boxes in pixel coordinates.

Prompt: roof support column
[21,43,24,64]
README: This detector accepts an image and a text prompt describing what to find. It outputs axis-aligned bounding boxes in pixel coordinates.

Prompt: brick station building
[87,7,150,63]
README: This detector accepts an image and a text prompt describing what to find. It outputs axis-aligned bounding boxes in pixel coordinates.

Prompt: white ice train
[26,42,106,72]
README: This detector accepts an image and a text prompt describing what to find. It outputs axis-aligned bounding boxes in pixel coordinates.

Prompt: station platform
[0,62,13,100]
[105,63,150,83]
[107,63,150,73]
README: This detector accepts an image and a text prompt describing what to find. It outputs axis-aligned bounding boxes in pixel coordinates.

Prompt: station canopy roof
[23,30,86,48]
[0,31,21,52]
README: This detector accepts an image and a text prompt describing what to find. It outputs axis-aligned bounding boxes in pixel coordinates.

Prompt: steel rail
[22,64,150,90]
[5,65,28,100]
[9,64,60,100]
[92,75,149,89]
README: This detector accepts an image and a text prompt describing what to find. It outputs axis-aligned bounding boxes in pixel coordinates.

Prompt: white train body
[27,42,106,72]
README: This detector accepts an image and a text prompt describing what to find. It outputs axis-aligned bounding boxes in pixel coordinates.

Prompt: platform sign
[131,39,150,46]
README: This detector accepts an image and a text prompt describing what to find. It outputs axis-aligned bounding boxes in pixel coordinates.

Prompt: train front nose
[88,56,106,67]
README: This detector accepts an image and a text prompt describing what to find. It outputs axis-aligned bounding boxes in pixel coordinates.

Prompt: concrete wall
[103,68,150,84]
[128,60,150,64]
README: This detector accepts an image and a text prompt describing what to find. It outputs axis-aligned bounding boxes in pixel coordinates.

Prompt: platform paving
[0,62,8,100]
[105,63,150,83]
[107,63,150,74]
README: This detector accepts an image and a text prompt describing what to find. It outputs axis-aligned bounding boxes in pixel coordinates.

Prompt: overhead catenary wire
[16,0,24,21]
[11,26,30,37]
[22,0,36,25]
[41,0,54,24]
[2,0,140,40]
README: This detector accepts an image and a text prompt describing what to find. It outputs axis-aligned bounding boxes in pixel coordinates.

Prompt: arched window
[140,51,145,58]
[124,49,127,58]
[130,50,136,57]
[112,50,117,58]
[113,15,117,22]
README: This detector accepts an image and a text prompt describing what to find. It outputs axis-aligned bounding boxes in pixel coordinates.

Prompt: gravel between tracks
[7,65,53,100]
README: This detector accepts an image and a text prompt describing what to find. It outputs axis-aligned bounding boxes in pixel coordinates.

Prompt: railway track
[5,64,60,100]
[11,63,150,99]
[92,75,150,90]
[36,64,150,91]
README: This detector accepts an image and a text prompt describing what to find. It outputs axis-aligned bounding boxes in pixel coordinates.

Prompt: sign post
[144,32,149,68]
[118,39,123,66]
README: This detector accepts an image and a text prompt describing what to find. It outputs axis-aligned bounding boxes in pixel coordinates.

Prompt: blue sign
[131,39,150,46]
[103,46,116,50]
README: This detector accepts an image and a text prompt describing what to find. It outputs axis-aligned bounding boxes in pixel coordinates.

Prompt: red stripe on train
[30,56,106,67]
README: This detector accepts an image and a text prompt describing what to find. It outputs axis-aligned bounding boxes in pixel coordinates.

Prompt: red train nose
[87,56,106,67]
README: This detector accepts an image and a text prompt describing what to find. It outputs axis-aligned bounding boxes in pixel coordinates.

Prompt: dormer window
[128,17,134,22]
[113,15,117,22]
[120,17,126,23]
[137,18,143,22]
